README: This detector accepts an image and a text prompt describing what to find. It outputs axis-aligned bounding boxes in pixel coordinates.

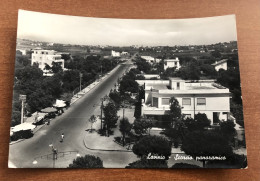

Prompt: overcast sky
[17,10,237,46]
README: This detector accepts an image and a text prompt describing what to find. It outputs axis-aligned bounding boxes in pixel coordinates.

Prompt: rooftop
[165,58,179,62]
[211,59,228,66]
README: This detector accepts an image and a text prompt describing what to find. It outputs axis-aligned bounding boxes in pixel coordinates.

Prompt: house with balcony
[136,77,231,125]
[31,49,65,71]
[164,58,181,70]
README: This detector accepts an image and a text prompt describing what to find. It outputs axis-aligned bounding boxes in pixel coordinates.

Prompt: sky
[17,10,238,46]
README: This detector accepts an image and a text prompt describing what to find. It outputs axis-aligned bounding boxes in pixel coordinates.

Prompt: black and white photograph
[8,10,247,168]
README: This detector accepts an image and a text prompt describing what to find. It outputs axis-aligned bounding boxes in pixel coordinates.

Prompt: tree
[134,101,142,119]
[183,113,211,131]
[136,58,152,73]
[44,63,51,71]
[103,101,118,137]
[132,135,172,160]
[133,118,153,136]
[108,90,121,108]
[119,117,132,146]
[51,61,63,73]
[88,115,97,133]
[26,89,54,113]
[163,120,187,148]
[200,64,217,78]
[119,79,139,95]
[169,97,182,127]
[211,50,221,58]
[68,155,103,168]
[126,159,168,168]
[181,130,233,167]
[220,120,237,143]
[177,62,200,80]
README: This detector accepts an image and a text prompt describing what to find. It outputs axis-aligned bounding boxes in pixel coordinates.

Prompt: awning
[11,123,36,133]
[41,107,57,113]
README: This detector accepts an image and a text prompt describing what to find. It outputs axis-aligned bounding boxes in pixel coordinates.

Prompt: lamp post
[79,72,83,92]
[93,96,109,130]
[32,143,80,168]
[19,94,26,124]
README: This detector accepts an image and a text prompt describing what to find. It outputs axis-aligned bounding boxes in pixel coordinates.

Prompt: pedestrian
[46,119,50,125]
[61,133,64,142]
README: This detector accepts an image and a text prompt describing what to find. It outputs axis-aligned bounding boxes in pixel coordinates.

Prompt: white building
[211,59,228,71]
[141,56,161,64]
[164,58,181,70]
[136,78,231,124]
[31,49,64,71]
[111,50,121,57]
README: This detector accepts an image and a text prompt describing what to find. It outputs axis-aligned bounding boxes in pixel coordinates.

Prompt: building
[164,58,181,70]
[136,78,231,124]
[141,56,161,64]
[111,50,121,57]
[137,74,160,80]
[211,59,228,71]
[31,49,65,71]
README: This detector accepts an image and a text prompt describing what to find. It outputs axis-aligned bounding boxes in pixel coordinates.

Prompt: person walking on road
[60,133,65,142]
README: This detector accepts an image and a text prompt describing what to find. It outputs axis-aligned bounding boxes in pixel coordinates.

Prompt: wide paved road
[9,61,137,168]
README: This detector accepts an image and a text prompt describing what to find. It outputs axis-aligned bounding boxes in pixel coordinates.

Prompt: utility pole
[19,95,26,124]
[79,72,83,92]
[123,100,125,120]
[100,99,103,130]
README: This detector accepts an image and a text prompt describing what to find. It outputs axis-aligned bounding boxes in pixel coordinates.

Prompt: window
[182,98,191,105]
[197,98,206,105]
[175,62,177,66]
[152,97,158,107]
[42,52,44,54]
[161,98,170,105]
[177,82,180,90]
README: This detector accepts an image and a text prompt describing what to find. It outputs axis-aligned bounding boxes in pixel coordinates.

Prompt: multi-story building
[31,49,64,71]
[211,59,228,71]
[164,58,181,70]
[136,77,231,124]
[111,50,121,57]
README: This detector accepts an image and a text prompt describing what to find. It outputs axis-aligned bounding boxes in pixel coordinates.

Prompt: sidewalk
[70,64,121,105]
[83,107,135,151]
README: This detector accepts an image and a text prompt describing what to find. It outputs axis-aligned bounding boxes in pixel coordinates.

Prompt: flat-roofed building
[136,77,231,124]
[31,49,64,71]
[111,50,121,57]
[164,58,181,70]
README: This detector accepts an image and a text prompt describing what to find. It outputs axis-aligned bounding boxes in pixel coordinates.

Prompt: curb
[70,64,121,106]
[82,132,132,152]
[9,123,47,145]
[9,138,25,145]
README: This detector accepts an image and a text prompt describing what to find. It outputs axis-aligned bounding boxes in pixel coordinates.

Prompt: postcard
[9,10,247,168]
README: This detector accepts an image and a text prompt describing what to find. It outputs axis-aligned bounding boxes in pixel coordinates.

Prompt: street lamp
[32,143,80,168]
[79,72,83,92]
[19,94,26,124]
[93,95,109,130]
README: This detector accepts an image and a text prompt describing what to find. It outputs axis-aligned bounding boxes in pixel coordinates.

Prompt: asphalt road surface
[9,61,138,168]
